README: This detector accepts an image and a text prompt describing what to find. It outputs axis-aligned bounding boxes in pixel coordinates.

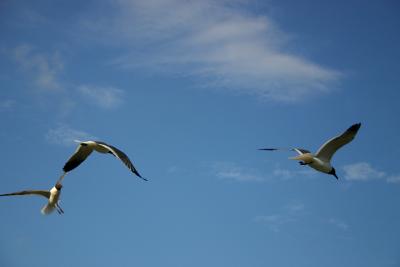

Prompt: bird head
[55,183,63,190]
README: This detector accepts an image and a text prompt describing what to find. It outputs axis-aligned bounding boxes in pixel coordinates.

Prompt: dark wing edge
[97,142,147,181]
[0,190,50,199]
[62,144,93,173]
[344,123,362,137]
[315,123,362,160]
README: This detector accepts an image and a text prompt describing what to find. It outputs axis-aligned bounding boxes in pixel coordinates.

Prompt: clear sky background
[1,0,399,266]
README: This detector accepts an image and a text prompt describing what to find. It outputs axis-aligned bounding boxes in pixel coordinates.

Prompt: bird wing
[0,190,50,199]
[259,147,311,155]
[292,148,311,155]
[96,141,147,181]
[63,143,94,172]
[315,123,361,161]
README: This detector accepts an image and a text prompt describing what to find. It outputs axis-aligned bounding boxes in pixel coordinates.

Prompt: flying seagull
[60,140,146,182]
[0,182,64,215]
[259,123,362,180]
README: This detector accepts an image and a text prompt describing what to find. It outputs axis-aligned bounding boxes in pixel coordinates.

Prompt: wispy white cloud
[328,218,349,231]
[342,162,400,185]
[45,124,96,146]
[13,45,64,91]
[10,44,125,112]
[213,161,265,182]
[82,0,340,102]
[166,165,185,174]
[273,167,317,180]
[286,202,305,212]
[77,85,124,109]
[254,202,305,232]
[343,162,386,181]
[386,175,400,184]
[254,214,291,233]
[255,203,352,234]
[0,99,16,110]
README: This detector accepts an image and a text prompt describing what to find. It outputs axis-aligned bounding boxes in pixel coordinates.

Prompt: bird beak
[333,173,339,180]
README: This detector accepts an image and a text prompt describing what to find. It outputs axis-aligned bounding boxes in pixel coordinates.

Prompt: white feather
[41,204,56,215]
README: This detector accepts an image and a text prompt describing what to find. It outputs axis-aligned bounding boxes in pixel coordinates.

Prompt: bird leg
[56,203,64,214]
[56,207,62,215]
[299,161,309,166]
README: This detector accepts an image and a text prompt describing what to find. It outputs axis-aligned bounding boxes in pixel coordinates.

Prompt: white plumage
[260,123,362,180]
[0,183,64,215]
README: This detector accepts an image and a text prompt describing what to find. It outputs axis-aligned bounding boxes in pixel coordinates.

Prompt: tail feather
[41,204,56,215]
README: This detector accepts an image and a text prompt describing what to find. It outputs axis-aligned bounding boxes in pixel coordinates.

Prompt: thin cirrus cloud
[342,162,400,184]
[82,0,341,102]
[213,161,265,182]
[254,202,305,232]
[212,162,319,183]
[255,204,350,233]
[386,175,400,184]
[12,44,64,91]
[45,124,96,147]
[77,85,124,109]
[327,218,349,231]
[10,45,124,111]
[273,167,317,180]
[343,162,386,181]
[0,99,16,110]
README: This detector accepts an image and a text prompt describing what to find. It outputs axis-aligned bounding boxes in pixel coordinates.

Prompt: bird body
[260,123,362,179]
[290,153,314,165]
[309,156,332,173]
[43,185,62,214]
[0,183,64,215]
[290,152,332,173]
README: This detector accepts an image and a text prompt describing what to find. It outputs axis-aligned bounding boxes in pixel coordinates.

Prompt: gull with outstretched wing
[259,123,362,180]
[0,183,64,215]
[59,140,146,182]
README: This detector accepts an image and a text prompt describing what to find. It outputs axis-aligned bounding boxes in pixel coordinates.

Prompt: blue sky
[1,0,399,266]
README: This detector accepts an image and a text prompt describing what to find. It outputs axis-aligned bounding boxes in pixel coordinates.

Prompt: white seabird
[0,182,64,215]
[259,123,362,180]
[60,140,147,182]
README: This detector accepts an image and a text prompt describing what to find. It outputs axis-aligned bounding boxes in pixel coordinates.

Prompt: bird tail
[41,204,56,215]
[289,154,313,164]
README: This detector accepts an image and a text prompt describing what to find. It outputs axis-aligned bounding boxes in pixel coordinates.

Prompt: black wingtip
[348,122,361,133]
[133,170,148,181]
[63,159,84,173]
[258,148,278,151]
[137,174,148,181]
